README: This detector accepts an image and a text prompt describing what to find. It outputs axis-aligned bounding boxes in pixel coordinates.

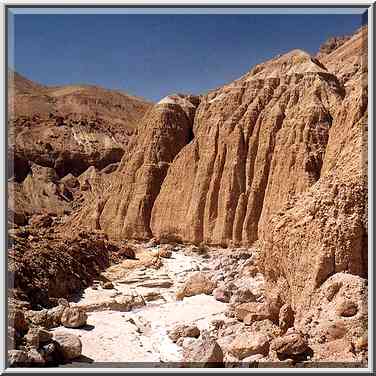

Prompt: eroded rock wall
[151,51,343,246]
[259,25,368,316]
[69,95,199,240]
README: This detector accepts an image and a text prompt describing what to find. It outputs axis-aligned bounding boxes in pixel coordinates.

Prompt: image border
[1,1,374,374]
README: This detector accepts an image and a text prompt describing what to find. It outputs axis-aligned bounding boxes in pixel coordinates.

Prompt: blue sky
[8,11,366,101]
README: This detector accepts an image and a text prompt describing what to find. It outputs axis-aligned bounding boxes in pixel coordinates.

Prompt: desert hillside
[8,25,368,368]
[8,72,152,221]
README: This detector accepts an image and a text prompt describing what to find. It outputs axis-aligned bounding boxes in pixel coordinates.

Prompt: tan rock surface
[151,50,343,246]
[68,94,199,239]
[260,26,367,324]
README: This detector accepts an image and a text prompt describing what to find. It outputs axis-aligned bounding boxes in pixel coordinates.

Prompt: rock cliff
[151,50,343,246]
[259,25,368,319]
[69,26,368,333]
[67,94,199,239]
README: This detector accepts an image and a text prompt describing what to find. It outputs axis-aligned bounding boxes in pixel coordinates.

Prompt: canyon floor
[57,247,227,365]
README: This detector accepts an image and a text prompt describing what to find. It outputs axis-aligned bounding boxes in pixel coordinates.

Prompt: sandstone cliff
[151,50,343,246]
[68,27,368,336]
[259,25,367,325]
[72,27,367,259]
[67,94,199,240]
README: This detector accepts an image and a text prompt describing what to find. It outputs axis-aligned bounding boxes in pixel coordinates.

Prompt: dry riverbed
[54,245,228,365]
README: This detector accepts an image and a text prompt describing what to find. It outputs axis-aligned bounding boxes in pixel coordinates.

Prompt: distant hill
[8,70,152,131]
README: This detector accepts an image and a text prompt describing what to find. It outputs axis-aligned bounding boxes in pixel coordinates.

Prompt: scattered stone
[176,272,217,300]
[61,307,87,328]
[53,332,82,361]
[168,324,201,343]
[279,304,294,333]
[336,299,358,317]
[183,335,224,367]
[228,333,270,360]
[101,281,114,289]
[271,331,309,359]
[210,319,225,330]
[158,245,173,258]
[8,349,29,367]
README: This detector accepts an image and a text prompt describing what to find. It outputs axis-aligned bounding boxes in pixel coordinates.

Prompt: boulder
[39,341,60,363]
[112,294,145,312]
[168,324,201,343]
[183,335,224,367]
[25,327,52,348]
[176,337,197,348]
[53,332,82,361]
[336,299,358,317]
[8,307,28,335]
[101,281,114,290]
[242,353,265,363]
[213,286,232,303]
[228,333,270,360]
[176,272,217,300]
[27,348,46,365]
[8,349,29,367]
[271,331,309,359]
[229,287,256,304]
[234,302,269,322]
[279,304,294,333]
[61,307,87,328]
[118,245,136,259]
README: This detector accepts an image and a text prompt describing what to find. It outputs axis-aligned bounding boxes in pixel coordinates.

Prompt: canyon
[8,25,368,368]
